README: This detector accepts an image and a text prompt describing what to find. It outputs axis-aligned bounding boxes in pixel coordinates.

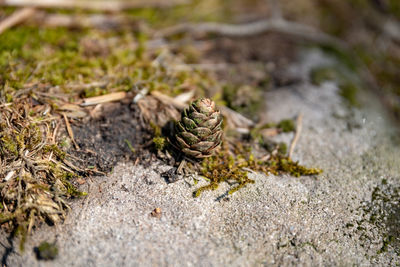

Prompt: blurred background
[0,0,399,122]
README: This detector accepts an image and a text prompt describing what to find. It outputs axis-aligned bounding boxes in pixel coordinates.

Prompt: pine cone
[176,98,223,159]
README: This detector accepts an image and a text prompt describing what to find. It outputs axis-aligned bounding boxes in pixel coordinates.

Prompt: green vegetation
[35,241,59,260]
[310,64,361,107]
[0,98,85,250]
[314,1,400,117]
[194,143,322,197]
[222,84,263,118]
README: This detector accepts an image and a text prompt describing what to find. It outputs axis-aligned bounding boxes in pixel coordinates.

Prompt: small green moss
[150,122,162,136]
[278,142,288,155]
[83,87,109,98]
[15,223,28,252]
[61,175,87,197]
[35,241,58,261]
[153,137,166,151]
[222,84,263,118]
[194,143,322,197]
[339,81,359,107]
[43,144,66,160]
[310,66,338,85]
[277,158,323,177]
[388,0,400,18]
[277,119,296,133]
[319,45,358,71]
[124,139,136,154]
[5,93,13,102]
[1,135,19,156]
[194,149,255,197]
[0,212,16,224]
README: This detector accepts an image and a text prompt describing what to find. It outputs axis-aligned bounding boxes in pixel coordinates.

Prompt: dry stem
[0,7,35,34]
[288,113,303,159]
[63,113,80,150]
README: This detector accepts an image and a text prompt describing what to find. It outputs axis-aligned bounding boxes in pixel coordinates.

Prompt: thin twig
[288,113,303,159]
[0,7,35,35]
[63,113,79,150]
[171,63,229,72]
[1,0,189,11]
[156,19,347,49]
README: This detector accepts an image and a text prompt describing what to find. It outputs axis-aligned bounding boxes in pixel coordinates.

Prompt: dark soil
[70,102,155,173]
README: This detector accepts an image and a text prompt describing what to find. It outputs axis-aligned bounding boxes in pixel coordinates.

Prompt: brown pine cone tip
[175,98,223,159]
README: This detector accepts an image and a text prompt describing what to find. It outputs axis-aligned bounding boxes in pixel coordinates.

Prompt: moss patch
[194,143,322,197]
[35,241,58,261]
[310,63,361,107]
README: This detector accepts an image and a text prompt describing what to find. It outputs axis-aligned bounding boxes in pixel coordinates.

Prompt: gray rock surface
[2,50,399,266]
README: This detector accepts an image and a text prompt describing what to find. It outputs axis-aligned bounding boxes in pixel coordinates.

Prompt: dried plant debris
[0,97,84,250]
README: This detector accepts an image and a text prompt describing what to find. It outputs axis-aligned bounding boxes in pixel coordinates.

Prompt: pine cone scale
[190,112,208,123]
[182,148,202,158]
[176,135,190,148]
[191,127,212,138]
[183,117,197,130]
[180,132,199,145]
[191,141,215,152]
[204,131,222,142]
[199,117,219,128]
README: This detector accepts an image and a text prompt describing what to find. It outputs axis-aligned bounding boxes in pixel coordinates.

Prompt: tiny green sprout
[124,139,135,154]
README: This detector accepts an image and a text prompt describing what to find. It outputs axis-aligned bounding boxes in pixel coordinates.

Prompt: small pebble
[151,208,162,219]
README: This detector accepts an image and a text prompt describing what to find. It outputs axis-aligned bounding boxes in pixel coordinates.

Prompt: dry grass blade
[58,104,87,119]
[0,7,35,34]
[288,113,303,159]
[63,113,79,150]
[0,98,85,248]
[80,92,127,107]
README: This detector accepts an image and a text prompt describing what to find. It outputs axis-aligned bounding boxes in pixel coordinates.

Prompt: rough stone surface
[1,50,399,266]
